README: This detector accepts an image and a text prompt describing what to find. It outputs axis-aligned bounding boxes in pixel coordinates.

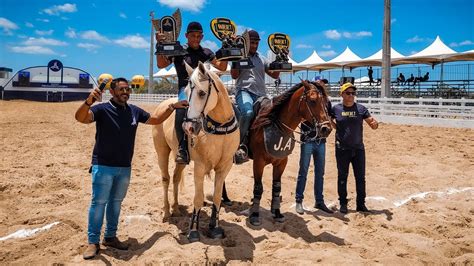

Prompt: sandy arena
[0,100,473,264]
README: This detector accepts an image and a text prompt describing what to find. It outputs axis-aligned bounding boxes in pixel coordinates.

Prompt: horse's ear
[184,61,194,76]
[198,61,207,76]
[301,79,310,91]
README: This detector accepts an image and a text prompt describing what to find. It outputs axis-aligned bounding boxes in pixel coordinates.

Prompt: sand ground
[0,100,473,264]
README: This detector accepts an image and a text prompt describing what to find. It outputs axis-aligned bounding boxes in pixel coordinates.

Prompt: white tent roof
[443,49,474,62]
[293,51,325,70]
[328,47,362,63]
[393,36,457,65]
[343,48,406,68]
[153,68,168,78]
[165,66,176,77]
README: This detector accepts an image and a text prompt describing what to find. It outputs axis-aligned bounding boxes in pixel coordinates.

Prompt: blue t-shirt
[331,102,370,150]
[90,100,150,167]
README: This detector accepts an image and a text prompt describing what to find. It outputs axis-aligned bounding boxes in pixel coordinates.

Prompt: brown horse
[248,80,332,226]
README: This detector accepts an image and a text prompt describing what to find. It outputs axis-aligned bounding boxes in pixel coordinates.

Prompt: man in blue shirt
[75,77,187,259]
[331,82,379,214]
[232,30,281,164]
[156,22,228,164]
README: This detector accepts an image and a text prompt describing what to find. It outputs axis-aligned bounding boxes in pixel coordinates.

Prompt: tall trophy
[231,30,254,69]
[210,18,243,61]
[268,33,292,71]
[153,9,186,57]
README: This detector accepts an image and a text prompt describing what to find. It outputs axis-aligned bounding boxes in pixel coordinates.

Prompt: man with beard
[75,77,188,259]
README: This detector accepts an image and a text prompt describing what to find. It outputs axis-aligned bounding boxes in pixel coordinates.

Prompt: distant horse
[247,80,332,226]
[153,61,239,242]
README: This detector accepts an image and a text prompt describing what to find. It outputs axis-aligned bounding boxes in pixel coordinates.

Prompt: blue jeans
[236,90,259,143]
[88,165,131,244]
[295,141,326,204]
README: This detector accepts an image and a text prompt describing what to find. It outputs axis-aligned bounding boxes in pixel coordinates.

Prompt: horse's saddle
[234,96,296,159]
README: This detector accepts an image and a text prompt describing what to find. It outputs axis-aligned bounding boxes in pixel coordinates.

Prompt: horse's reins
[185,74,219,124]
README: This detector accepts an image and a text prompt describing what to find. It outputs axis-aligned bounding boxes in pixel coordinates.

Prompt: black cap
[248,30,260,41]
[186,22,203,33]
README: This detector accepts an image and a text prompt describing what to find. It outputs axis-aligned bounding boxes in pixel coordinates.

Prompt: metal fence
[105,91,474,129]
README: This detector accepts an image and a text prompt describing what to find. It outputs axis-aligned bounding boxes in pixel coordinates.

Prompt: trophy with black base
[210,18,243,61]
[153,9,186,57]
[268,33,292,72]
[231,30,254,69]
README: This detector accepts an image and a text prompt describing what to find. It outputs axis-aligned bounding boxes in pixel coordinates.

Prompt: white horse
[152,62,239,242]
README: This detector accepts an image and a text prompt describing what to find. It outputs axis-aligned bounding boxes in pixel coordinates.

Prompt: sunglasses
[344,91,356,96]
[116,87,132,92]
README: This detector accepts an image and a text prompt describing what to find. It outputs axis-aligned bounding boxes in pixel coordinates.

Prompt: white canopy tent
[344,48,405,68]
[293,51,325,71]
[153,68,168,78]
[393,36,456,66]
[310,47,362,71]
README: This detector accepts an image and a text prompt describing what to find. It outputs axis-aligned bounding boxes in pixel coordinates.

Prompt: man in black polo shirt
[156,22,228,164]
[331,82,379,214]
[75,77,187,259]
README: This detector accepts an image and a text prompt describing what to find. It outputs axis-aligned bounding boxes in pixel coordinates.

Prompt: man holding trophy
[232,30,282,164]
[156,11,228,164]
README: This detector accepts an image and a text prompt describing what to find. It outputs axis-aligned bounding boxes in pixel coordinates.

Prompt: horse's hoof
[249,212,261,226]
[162,212,171,222]
[208,226,225,239]
[187,230,200,243]
[221,198,232,206]
[272,211,285,223]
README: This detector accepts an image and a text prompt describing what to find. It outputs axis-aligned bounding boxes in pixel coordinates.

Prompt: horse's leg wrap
[251,181,263,213]
[189,208,201,231]
[271,181,282,210]
[209,204,220,229]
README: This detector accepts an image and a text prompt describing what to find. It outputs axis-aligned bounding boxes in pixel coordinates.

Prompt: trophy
[210,18,243,61]
[153,9,186,57]
[231,30,254,69]
[267,33,292,71]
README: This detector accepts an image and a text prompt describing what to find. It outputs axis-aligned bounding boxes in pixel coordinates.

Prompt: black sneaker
[102,237,128,250]
[234,148,249,165]
[340,204,348,214]
[175,149,190,164]
[315,203,334,214]
[356,204,371,213]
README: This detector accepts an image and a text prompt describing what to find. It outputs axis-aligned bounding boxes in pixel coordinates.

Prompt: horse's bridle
[184,74,219,125]
[279,83,331,140]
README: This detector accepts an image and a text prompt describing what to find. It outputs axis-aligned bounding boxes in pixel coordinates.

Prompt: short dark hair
[110,77,128,89]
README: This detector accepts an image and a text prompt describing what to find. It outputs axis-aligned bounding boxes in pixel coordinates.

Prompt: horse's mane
[252,81,327,129]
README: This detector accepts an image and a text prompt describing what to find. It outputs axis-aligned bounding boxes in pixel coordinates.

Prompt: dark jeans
[335,147,366,206]
[295,141,326,204]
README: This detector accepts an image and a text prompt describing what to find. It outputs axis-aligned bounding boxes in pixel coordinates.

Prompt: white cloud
[236,24,253,35]
[202,40,218,51]
[157,0,207,12]
[11,45,56,55]
[23,37,67,46]
[319,50,337,57]
[324,29,372,40]
[36,18,50,23]
[460,40,474,46]
[407,35,425,43]
[355,31,372,37]
[0,17,19,35]
[65,27,76,38]
[78,42,100,52]
[450,40,473,47]
[391,18,397,24]
[114,34,149,49]
[25,22,34,28]
[295,44,313,49]
[80,30,110,43]
[35,29,54,36]
[322,44,331,49]
[324,30,341,40]
[119,12,127,19]
[42,3,77,16]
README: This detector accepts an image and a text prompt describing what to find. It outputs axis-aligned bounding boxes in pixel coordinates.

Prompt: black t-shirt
[173,46,215,88]
[90,100,150,167]
[331,102,370,150]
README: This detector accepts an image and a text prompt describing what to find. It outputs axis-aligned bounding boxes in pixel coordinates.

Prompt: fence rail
[105,92,474,129]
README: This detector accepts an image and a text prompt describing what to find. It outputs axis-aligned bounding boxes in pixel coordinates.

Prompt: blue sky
[0,0,473,79]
